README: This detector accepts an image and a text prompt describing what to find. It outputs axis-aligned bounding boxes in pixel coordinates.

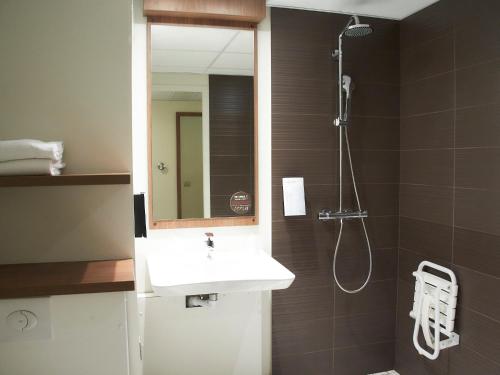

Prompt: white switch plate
[0,297,52,342]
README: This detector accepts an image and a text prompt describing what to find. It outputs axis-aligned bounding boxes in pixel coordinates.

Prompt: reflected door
[177,113,203,219]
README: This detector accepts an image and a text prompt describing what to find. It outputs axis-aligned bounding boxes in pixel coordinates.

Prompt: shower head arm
[339,15,360,37]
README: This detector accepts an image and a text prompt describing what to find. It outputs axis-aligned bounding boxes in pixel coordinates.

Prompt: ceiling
[151,25,254,76]
[266,0,440,20]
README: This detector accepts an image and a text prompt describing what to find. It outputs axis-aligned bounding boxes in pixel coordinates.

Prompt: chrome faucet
[205,232,214,259]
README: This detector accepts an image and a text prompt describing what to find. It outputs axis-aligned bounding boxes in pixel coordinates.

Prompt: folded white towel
[0,139,64,162]
[0,159,66,176]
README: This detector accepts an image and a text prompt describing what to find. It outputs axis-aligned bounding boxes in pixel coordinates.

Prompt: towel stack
[0,139,65,176]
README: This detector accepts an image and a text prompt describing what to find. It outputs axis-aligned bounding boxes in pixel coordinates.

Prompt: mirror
[148,23,256,228]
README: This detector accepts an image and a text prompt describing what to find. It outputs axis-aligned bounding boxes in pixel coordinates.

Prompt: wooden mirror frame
[147,19,258,229]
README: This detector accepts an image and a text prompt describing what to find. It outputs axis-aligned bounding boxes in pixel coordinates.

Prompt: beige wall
[151,100,202,220]
[0,1,136,374]
[0,0,134,264]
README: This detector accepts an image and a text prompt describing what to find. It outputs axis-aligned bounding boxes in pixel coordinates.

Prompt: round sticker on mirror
[230,191,252,215]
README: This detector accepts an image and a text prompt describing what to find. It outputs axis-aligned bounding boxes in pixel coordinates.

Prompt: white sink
[147,248,295,296]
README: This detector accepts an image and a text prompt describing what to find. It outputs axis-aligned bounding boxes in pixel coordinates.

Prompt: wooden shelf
[0,173,130,187]
[0,259,135,299]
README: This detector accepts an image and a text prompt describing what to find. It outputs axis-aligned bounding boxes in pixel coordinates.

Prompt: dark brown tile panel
[338,216,399,250]
[400,0,453,48]
[272,219,334,257]
[334,310,396,348]
[457,307,500,364]
[272,78,334,116]
[397,1,500,372]
[395,339,449,375]
[272,113,336,150]
[400,110,454,150]
[400,149,453,186]
[210,155,252,176]
[454,265,500,321]
[456,59,500,109]
[210,135,252,156]
[455,104,500,148]
[274,253,334,290]
[395,279,415,342]
[397,248,451,284]
[210,175,253,196]
[272,149,337,186]
[355,183,400,217]
[399,184,454,225]
[272,285,334,322]
[400,72,454,116]
[272,44,334,83]
[348,150,400,184]
[350,82,400,118]
[448,345,500,375]
[334,279,396,316]
[333,341,395,375]
[399,216,453,261]
[209,117,253,136]
[453,227,500,277]
[401,32,454,84]
[271,8,335,48]
[334,248,397,284]
[271,7,400,373]
[343,49,400,85]
[272,317,334,357]
[272,350,333,375]
[455,148,500,191]
[347,116,400,151]
[454,0,500,69]
[455,188,500,236]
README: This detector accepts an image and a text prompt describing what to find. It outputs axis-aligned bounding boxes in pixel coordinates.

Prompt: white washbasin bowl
[147,248,295,296]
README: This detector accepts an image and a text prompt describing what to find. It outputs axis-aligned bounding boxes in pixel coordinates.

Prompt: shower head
[345,23,373,37]
[342,15,373,38]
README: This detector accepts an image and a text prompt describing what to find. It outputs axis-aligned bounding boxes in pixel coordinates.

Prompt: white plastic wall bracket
[410,261,459,360]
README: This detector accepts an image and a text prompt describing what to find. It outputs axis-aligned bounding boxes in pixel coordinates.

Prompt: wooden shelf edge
[0,173,131,187]
[0,259,135,299]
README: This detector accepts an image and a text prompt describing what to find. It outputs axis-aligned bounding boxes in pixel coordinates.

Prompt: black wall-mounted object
[134,193,147,238]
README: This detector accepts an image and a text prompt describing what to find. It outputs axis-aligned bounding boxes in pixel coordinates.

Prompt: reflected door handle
[157,162,168,173]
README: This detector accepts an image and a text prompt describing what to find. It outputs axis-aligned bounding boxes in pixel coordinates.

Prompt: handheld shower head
[342,75,354,98]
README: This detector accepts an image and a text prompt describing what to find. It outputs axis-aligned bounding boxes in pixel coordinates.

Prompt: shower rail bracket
[334,117,348,127]
[318,209,368,221]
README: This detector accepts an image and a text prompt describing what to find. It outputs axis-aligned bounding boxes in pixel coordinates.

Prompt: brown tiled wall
[271,8,400,374]
[396,0,500,374]
[209,75,255,217]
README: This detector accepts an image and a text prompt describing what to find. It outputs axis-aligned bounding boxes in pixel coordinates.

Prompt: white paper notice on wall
[282,177,306,216]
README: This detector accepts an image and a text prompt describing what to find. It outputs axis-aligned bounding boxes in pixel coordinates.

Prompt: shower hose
[332,128,373,294]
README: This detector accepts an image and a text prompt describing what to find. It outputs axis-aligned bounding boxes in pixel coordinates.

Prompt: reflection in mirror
[150,24,255,223]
